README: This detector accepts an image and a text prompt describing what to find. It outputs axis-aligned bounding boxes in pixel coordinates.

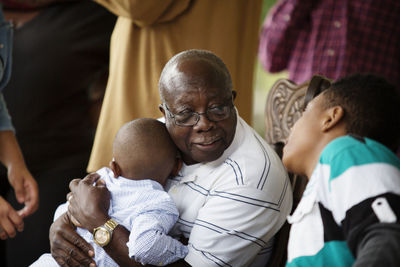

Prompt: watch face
[94,228,110,245]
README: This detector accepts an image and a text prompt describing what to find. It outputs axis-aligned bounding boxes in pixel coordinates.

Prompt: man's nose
[193,113,213,131]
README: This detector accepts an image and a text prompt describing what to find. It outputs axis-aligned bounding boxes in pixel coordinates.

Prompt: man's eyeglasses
[161,101,233,127]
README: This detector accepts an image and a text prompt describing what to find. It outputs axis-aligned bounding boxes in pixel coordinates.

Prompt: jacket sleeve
[0,94,14,132]
[93,0,191,27]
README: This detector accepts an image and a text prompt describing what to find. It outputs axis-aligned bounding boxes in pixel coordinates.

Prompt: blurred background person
[258,0,400,88]
[0,5,38,264]
[0,1,116,266]
[258,0,400,156]
[88,0,263,172]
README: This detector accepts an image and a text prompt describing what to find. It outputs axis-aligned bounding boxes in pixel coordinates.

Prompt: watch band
[104,218,118,231]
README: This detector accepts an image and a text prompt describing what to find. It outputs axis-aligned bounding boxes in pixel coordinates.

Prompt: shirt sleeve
[0,93,14,132]
[258,0,317,72]
[53,202,69,222]
[126,202,188,266]
[93,0,190,26]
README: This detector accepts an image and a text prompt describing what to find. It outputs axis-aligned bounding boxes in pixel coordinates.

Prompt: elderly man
[49,50,292,267]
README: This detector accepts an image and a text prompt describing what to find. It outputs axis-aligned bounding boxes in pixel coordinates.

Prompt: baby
[31,118,187,266]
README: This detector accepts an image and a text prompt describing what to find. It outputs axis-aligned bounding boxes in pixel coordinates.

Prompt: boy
[283,74,400,266]
[31,118,187,266]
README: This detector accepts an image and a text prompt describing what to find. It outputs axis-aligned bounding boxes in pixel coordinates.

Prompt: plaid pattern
[259,0,400,88]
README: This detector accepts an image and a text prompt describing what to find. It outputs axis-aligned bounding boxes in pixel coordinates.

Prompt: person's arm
[51,173,138,267]
[49,211,96,267]
[258,0,318,73]
[0,95,39,239]
[93,0,190,26]
[0,130,39,218]
[353,223,400,266]
[51,173,189,266]
[103,223,189,267]
[126,201,188,265]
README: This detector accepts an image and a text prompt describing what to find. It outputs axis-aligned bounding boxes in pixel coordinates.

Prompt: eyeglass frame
[303,75,331,110]
[160,98,234,127]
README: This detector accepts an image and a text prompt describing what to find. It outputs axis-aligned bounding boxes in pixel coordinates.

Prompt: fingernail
[88,250,94,257]
[90,263,96,267]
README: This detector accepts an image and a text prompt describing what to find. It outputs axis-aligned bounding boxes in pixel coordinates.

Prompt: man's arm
[50,212,96,267]
[51,174,189,266]
[0,96,39,237]
[103,226,189,267]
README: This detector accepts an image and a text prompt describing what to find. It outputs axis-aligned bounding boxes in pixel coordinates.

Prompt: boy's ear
[109,160,121,178]
[322,106,345,132]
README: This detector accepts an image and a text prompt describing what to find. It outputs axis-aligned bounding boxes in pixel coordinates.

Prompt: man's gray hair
[158,49,233,103]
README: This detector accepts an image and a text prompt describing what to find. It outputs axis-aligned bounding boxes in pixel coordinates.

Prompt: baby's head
[110,118,179,186]
[283,73,400,177]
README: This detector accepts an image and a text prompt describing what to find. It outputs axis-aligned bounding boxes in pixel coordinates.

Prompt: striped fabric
[166,115,293,267]
[32,167,188,267]
[287,136,400,266]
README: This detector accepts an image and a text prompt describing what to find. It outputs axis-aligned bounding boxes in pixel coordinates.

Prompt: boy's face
[282,94,326,176]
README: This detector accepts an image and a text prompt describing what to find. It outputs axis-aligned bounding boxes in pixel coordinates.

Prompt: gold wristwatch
[93,218,119,247]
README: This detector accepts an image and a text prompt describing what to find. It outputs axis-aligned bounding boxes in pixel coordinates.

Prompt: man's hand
[0,196,23,239]
[68,173,111,232]
[8,166,39,218]
[50,212,95,267]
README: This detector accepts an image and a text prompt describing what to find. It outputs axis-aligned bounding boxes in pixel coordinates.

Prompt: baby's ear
[109,160,121,178]
[322,106,345,132]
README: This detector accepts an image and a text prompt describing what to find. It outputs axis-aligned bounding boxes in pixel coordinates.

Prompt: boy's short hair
[321,73,400,151]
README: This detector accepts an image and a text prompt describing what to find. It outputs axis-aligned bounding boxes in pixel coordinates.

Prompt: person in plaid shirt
[258,0,400,90]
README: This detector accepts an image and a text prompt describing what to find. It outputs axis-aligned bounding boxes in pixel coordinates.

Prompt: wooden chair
[264,75,330,267]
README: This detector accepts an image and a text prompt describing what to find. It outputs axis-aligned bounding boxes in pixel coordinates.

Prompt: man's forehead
[164,62,226,90]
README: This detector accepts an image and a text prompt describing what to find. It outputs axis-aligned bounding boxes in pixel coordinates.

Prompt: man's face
[161,60,237,165]
[282,94,326,175]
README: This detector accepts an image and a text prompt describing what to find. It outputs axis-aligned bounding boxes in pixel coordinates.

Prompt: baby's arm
[126,204,188,266]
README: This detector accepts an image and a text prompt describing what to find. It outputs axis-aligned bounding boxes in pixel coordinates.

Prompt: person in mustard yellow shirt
[88,0,263,172]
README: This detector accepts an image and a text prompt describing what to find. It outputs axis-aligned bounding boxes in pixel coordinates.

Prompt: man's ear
[109,160,121,178]
[159,104,166,116]
[232,90,237,101]
[322,106,345,132]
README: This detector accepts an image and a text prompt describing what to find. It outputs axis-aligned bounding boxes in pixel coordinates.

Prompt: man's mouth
[193,137,222,149]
